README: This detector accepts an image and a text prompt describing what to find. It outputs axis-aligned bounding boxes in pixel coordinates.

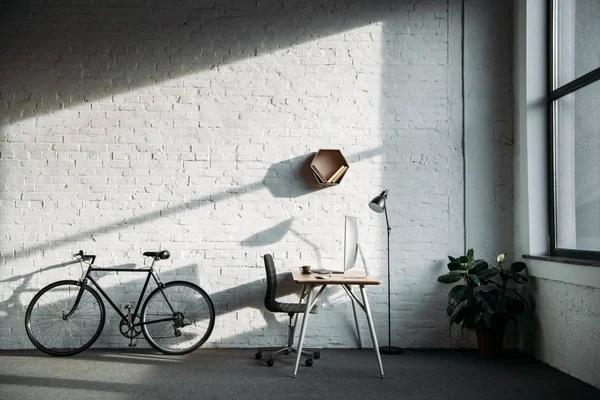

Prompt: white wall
[513,0,600,389]
[464,0,514,262]
[0,0,513,351]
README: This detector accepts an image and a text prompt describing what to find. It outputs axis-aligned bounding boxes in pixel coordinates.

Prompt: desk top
[292,269,381,285]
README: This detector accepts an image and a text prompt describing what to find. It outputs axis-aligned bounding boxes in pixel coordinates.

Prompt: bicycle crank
[119,315,142,339]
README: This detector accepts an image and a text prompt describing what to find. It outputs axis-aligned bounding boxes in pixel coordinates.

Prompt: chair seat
[258,254,318,368]
[266,300,306,314]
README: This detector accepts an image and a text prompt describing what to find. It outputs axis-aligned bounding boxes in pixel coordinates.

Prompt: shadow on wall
[241,218,328,270]
[0,0,491,351]
[1,258,308,349]
[8,148,383,260]
[0,0,394,124]
[1,145,385,348]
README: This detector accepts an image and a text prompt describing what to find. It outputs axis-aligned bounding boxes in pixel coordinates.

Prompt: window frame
[548,0,600,261]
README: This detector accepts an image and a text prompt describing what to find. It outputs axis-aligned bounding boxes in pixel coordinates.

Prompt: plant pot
[476,328,504,358]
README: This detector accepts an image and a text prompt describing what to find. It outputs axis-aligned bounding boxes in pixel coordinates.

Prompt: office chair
[255,254,320,367]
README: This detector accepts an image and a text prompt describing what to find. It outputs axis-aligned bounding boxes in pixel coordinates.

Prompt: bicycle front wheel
[141,281,215,355]
[25,280,105,356]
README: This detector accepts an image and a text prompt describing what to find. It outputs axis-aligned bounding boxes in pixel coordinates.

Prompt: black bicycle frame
[66,264,175,329]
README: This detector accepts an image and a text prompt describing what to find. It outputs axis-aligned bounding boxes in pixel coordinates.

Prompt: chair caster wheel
[255,351,262,360]
[283,350,290,355]
[313,351,320,359]
[305,358,313,367]
[267,358,274,367]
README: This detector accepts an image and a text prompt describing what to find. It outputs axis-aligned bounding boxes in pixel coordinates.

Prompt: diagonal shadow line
[11,180,262,260]
[0,262,136,285]
[0,374,144,394]
[11,147,385,261]
[0,260,79,285]
[240,218,326,269]
[0,0,396,123]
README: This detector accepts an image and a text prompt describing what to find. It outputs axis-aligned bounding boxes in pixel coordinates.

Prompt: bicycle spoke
[26,281,105,356]
[142,282,215,354]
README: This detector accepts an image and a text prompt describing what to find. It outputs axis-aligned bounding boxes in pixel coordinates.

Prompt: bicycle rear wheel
[25,280,105,356]
[141,281,215,355]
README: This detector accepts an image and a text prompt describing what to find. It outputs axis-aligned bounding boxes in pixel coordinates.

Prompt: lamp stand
[379,206,402,355]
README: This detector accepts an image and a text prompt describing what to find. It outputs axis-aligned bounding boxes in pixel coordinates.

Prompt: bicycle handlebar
[74,250,96,265]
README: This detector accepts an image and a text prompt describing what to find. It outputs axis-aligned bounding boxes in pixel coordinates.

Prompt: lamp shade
[369,190,388,213]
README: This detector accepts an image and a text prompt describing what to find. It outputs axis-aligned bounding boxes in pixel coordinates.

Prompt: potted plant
[476,253,529,357]
[437,249,528,357]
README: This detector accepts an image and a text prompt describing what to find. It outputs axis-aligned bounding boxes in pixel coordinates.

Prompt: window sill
[522,255,600,288]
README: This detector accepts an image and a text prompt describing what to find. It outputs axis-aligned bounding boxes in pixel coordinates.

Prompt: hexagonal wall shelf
[310,149,349,186]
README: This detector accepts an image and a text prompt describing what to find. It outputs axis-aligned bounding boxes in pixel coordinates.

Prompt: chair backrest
[263,254,279,312]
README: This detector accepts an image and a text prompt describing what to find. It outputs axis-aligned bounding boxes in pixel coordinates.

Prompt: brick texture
[0,0,512,350]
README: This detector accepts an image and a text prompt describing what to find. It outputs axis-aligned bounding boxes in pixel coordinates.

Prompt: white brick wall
[0,0,512,350]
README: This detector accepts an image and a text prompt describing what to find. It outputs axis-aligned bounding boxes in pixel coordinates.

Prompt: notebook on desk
[312,269,344,274]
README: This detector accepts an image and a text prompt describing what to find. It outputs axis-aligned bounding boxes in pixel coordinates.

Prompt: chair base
[255,345,320,367]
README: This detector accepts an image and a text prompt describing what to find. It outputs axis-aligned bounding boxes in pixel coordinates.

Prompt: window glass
[555,0,600,88]
[554,79,600,251]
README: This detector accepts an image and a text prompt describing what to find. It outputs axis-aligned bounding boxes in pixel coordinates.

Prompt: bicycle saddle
[143,250,170,260]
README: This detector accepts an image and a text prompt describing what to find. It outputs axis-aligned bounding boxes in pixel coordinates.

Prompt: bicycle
[25,250,215,356]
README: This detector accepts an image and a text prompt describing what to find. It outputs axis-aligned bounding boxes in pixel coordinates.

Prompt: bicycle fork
[63,279,89,320]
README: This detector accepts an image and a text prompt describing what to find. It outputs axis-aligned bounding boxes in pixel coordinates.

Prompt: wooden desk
[291,270,384,378]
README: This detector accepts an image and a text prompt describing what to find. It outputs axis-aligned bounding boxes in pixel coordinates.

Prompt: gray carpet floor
[0,348,598,400]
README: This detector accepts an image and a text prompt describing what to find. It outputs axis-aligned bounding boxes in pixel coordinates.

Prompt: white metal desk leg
[359,285,385,378]
[293,284,315,378]
[292,284,308,329]
[350,290,363,349]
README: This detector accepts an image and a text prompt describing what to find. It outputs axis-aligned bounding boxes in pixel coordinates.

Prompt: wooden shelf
[310,149,349,186]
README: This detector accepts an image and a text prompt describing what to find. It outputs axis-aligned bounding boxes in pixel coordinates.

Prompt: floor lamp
[369,190,403,355]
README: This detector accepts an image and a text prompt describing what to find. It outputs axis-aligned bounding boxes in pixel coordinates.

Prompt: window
[549,0,600,260]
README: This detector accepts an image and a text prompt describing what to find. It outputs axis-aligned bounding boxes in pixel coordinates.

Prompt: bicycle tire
[25,280,106,356]
[141,281,215,355]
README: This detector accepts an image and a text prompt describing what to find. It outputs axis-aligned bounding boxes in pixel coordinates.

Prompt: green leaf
[478,290,499,313]
[448,255,458,263]
[448,285,468,304]
[446,303,456,318]
[437,273,463,283]
[507,289,529,308]
[466,249,474,258]
[469,274,481,286]
[450,302,468,324]
[470,259,488,272]
[458,255,469,264]
[447,261,464,271]
[475,268,500,281]
[510,261,527,273]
